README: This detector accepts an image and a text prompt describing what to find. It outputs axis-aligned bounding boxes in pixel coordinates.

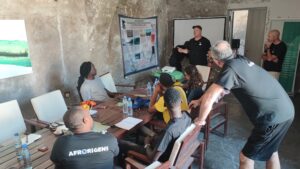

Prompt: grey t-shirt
[51,132,119,169]
[155,112,192,162]
[216,55,294,127]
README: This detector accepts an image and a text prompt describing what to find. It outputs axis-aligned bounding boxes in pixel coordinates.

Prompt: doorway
[229,8,267,65]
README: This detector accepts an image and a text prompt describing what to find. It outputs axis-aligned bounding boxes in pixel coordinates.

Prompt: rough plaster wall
[106,0,168,88]
[0,0,168,118]
[165,0,229,64]
[228,0,300,93]
[0,0,65,117]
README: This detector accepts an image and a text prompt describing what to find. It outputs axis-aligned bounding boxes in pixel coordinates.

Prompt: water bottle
[122,96,128,115]
[146,82,152,97]
[127,97,133,117]
[21,143,32,169]
[14,133,22,161]
[153,78,159,87]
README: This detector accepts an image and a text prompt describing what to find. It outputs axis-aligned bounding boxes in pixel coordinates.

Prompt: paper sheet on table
[115,117,143,130]
[21,133,42,145]
[93,121,110,133]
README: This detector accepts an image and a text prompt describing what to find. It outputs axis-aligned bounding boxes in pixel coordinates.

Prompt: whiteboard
[173,17,226,47]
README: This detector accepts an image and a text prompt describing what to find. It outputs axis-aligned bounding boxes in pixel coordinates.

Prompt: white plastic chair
[99,72,118,93]
[99,72,135,93]
[31,90,67,123]
[0,100,26,143]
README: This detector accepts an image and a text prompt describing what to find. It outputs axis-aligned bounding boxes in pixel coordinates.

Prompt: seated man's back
[154,111,191,162]
[51,132,118,169]
[119,88,191,163]
[51,107,119,169]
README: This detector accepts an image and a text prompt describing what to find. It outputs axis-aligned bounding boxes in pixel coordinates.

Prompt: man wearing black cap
[177,25,211,66]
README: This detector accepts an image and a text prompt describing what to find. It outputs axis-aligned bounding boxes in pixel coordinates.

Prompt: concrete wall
[1,0,299,118]
[0,0,168,117]
[228,0,300,35]
[228,0,300,93]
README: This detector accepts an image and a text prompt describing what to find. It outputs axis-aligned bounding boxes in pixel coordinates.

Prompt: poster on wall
[0,20,32,79]
[119,15,158,77]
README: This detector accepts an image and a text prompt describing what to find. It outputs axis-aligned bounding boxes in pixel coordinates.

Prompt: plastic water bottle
[147,82,152,97]
[153,78,159,87]
[122,96,128,115]
[21,143,32,169]
[14,133,22,161]
[127,97,133,117]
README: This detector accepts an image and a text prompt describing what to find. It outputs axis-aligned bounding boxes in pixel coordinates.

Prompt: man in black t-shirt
[190,41,294,169]
[118,88,192,163]
[262,29,287,80]
[50,107,119,169]
[178,25,211,66]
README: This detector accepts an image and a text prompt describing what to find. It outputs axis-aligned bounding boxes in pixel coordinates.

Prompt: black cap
[159,73,174,88]
[192,25,202,30]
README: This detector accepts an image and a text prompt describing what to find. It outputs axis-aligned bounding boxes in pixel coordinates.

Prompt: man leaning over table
[189,40,294,169]
[50,107,119,169]
[118,88,192,164]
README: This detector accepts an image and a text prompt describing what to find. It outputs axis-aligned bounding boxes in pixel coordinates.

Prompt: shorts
[242,118,293,161]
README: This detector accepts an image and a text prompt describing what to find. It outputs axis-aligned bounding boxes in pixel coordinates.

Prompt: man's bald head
[268,29,281,43]
[270,29,280,38]
[63,107,91,132]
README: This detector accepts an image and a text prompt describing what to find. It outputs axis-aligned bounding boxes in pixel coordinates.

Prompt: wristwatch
[144,144,151,149]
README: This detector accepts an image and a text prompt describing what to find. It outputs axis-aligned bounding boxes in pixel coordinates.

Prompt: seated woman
[183,65,204,103]
[77,61,110,102]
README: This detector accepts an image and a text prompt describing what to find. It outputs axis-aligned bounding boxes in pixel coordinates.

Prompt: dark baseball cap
[192,25,202,30]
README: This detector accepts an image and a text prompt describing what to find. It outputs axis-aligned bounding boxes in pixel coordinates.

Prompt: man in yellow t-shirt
[149,73,189,123]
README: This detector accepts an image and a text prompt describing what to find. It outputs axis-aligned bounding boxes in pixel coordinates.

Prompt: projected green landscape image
[0,40,31,66]
[0,20,32,79]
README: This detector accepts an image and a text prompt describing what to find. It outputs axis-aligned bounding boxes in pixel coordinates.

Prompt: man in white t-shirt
[77,62,109,101]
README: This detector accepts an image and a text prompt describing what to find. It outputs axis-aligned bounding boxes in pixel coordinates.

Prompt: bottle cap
[21,144,28,148]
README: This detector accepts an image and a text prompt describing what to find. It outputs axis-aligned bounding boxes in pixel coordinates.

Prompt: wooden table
[1,88,152,168]
[0,129,56,169]
[93,96,152,139]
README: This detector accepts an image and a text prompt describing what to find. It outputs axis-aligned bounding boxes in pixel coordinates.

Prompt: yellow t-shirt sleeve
[154,96,170,123]
[154,96,165,112]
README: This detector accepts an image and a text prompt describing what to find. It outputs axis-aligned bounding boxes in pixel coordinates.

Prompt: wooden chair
[194,65,228,150]
[125,124,205,169]
[0,100,26,143]
[125,159,170,169]
[190,101,228,150]
[31,90,68,123]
